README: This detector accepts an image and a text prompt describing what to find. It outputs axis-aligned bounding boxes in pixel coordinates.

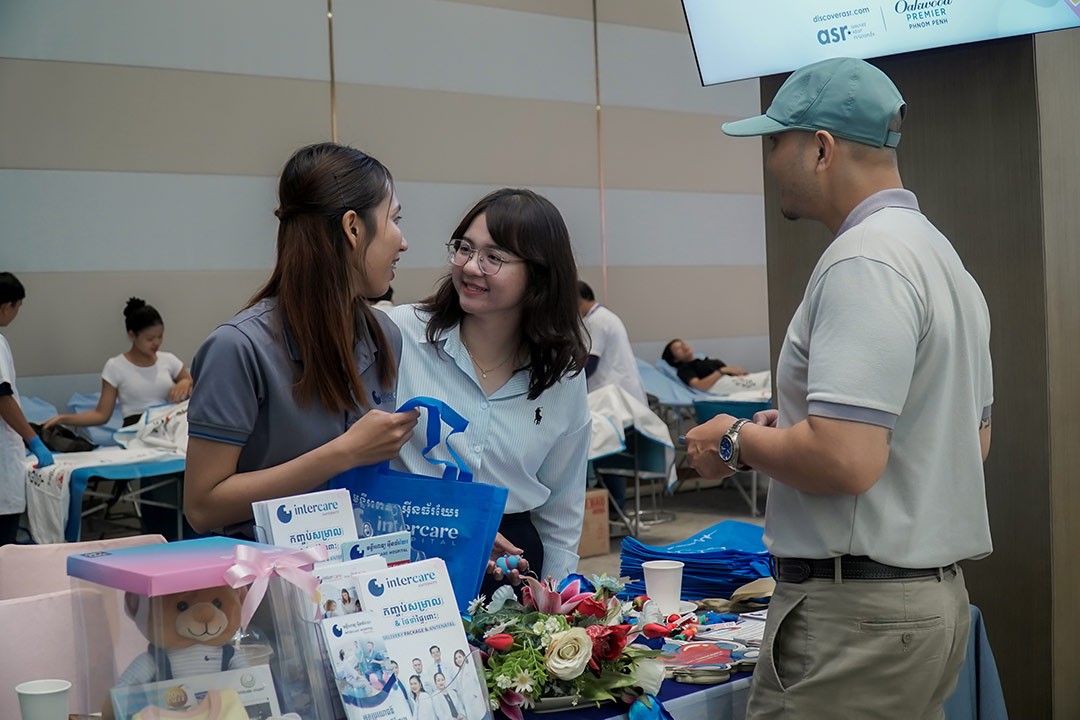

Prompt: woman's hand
[721,365,748,376]
[42,415,67,430]
[487,532,529,585]
[336,408,420,467]
[169,378,193,402]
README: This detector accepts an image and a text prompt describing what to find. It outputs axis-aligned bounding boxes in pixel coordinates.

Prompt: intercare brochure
[252,488,357,557]
[320,613,412,720]
[357,559,492,720]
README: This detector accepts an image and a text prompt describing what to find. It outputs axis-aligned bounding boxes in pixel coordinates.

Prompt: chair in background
[0,588,116,719]
[0,534,166,673]
[592,428,676,536]
[693,399,774,517]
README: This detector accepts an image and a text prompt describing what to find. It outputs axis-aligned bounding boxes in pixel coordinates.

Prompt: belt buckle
[774,558,812,583]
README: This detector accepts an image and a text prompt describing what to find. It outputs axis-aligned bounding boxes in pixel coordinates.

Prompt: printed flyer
[320,613,413,720]
[252,488,357,557]
[357,559,492,720]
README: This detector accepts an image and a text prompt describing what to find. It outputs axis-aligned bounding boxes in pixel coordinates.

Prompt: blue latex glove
[27,435,54,468]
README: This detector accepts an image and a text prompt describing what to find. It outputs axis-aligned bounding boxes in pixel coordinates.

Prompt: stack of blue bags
[620,520,772,602]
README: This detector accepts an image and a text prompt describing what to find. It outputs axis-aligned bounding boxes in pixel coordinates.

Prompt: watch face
[719,435,735,462]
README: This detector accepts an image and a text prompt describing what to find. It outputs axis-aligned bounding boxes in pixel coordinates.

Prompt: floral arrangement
[464,574,667,720]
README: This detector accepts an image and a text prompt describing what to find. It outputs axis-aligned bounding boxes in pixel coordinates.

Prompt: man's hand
[753,408,778,427]
[685,413,738,480]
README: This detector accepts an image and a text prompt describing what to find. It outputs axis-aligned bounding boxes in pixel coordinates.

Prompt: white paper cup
[642,560,685,615]
[15,679,71,720]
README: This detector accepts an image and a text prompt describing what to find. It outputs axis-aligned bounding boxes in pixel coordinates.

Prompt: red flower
[486,633,514,652]
[586,623,630,663]
[575,597,608,619]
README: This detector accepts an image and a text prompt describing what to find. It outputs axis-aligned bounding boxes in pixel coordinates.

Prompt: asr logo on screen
[817,25,850,44]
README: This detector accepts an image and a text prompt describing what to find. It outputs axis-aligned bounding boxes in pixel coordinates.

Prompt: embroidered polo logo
[372,390,383,405]
[534,407,543,425]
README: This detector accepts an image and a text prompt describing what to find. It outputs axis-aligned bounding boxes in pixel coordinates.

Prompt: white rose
[634,658,666,697]
[544,628,592,680]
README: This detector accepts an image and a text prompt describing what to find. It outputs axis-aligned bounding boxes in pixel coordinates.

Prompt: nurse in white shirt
[390,188,590,591]
[45,297,192,429]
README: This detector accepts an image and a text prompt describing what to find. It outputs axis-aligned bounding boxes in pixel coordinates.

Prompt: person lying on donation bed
[45,297,192,431]
[661,338,747,390]
[389,189,590,594]
[184,142,419,535]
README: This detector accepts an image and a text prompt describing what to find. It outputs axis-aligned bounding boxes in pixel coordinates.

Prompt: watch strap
[722,418,752,472]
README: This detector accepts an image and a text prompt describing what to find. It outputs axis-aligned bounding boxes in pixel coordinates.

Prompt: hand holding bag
[328,397,508,612]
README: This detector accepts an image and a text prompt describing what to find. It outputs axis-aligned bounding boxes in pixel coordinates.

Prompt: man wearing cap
[685,57,993,718]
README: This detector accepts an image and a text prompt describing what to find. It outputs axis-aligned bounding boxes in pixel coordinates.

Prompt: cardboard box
[578,487,611,558]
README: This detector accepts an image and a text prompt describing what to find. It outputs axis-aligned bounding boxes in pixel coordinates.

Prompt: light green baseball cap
[722,57,906,148]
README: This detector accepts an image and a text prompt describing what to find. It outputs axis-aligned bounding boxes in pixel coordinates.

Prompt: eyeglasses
[445,239,523,276]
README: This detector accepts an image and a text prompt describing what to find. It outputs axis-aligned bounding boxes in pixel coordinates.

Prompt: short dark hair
[0,272,26,306]
[661,339,682,366]
[421,188,588,400]
[578,281,594,302]
[124,297,163,335]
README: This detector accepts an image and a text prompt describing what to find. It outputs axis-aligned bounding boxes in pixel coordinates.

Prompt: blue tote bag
[328,397,508,612]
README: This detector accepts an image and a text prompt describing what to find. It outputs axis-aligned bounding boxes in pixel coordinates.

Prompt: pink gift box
[66,536,308,596]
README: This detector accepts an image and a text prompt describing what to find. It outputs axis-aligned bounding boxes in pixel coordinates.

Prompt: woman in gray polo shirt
[184,143,420,534]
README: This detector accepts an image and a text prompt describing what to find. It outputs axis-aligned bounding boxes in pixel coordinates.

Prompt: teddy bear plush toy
[103,584,249,719]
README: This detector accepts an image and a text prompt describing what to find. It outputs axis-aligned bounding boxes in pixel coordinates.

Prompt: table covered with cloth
[23,449,185,543]
[523,606,1005,720]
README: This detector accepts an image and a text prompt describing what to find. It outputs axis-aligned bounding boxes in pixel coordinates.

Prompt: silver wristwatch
[718,418,752,472]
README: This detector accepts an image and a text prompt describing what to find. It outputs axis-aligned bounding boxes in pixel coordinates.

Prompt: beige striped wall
[0,0,768,407]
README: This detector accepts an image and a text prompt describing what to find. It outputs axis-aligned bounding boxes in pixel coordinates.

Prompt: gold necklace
[462,339,516,380]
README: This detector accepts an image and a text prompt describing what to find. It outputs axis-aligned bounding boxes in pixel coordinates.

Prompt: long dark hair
[421,188,587,400]
[252,142,396,413]
[124,297,163,335]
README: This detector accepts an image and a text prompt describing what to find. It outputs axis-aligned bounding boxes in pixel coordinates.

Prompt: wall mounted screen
[683,0,1080,85]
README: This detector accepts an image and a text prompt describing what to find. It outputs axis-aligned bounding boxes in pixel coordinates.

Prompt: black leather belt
[771,555,957,583]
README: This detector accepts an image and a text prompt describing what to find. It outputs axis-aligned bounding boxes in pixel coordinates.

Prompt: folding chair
[592,428,675,536]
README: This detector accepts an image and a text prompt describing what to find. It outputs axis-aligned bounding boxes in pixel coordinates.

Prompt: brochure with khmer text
[252,487,358,557]
[357,558,492,720]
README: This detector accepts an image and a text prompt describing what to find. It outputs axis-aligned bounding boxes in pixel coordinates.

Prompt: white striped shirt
[389,304,590,581]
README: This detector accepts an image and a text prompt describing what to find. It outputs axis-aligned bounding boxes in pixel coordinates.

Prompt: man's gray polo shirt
[188,298,402,485]
[768,189,993,568]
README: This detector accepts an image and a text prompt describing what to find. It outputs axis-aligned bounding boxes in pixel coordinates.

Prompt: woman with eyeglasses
[389,188,590,592]
[183,142,420,535]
